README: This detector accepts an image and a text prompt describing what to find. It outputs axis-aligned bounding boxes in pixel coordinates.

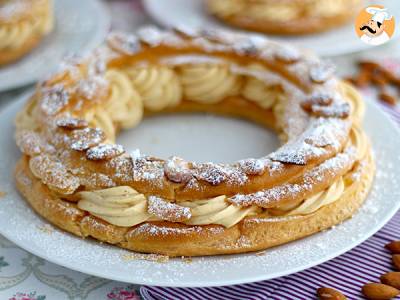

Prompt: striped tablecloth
[141,102,400,300]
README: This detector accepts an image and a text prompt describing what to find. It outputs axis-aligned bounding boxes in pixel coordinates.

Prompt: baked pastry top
[206,0,362,35]
[0,0,53,65]
[14,26,374,256]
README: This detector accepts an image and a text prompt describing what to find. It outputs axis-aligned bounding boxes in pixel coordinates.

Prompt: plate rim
[0,92,400,287]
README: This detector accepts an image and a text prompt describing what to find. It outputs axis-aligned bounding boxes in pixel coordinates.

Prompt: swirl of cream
[0,1,52,50]
[350,124,368,161]
[84,107,116,142]
[178,63,242,104]
[339,81,365,121]
[78,186,153,227]
[124,65,182,111]
[286,178,345,215]
[180,196,260,228]
[77,179,347,228]
[242,64,285,109]
[104,69,143,129]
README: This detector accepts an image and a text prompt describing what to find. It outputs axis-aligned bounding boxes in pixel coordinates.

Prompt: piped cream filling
[0,0,52,50]
[77,121,368,228]
[85,63,282,142]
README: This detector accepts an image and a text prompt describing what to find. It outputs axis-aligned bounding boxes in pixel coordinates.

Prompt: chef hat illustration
[366,7,392,24]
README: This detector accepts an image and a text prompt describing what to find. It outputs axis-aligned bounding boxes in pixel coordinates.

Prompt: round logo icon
[355,4,395,46]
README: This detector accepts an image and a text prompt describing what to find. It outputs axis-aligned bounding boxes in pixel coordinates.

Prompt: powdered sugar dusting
[70,128,105,151]
[0,0,30,21]
[164,156,192,184]
[230,148,356,207]
[107,32,141,56]
[40,84,70,115]
[86,143,125,161]
[269,140,327,165]
[56,117,88,129]
[148,196,191,222]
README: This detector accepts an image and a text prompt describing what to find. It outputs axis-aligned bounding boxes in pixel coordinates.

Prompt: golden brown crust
[0,36,41,65]
[15,149,374,256]
[206,0,361,35]
[0,0,53,66]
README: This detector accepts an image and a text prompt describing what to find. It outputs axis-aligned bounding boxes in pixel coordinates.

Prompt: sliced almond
[354,70,372,87]
[359,60,381,71]
[310,62,335,83]
[308,103,350,119]
[70,128,105,151]
[379,86,398,106]
[386,241,400,254]
[381,272,400,289]
[301,92,333,111]
[86,144,125,161]
[56,117,88,129]
[317,287,346,300]
[147,196,191,222]
[362,283,399,300]
[164,156,192,183]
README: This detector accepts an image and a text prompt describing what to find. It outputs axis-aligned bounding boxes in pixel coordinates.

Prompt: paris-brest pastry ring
[206,0,362,35]
[15,26,374,257]
[0,0,53,66]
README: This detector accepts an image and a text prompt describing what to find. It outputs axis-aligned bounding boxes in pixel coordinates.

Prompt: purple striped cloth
[140,101,400,300]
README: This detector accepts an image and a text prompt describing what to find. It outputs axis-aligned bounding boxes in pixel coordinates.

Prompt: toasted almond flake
[107,32,141,55]
[148,196,192,222]
[86,144,125,161]
[164,156,192,183]
[70,128,105,151]
[275,45,301,63]
[56,117,88,129]
[310,103,350,119]
[301,92,333,111]
[310,62,335,83]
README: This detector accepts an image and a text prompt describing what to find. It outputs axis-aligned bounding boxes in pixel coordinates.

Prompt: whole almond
[393,255,400,270]
[317,287,346,300]
[386,241,400,254]
[379,86,398,106]
[362,283,399,300]
[359,60,380,71]
[381,272,400,289]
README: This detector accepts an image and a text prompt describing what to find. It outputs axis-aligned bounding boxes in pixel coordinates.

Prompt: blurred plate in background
[0,0,110,93]
[143,0,400,57]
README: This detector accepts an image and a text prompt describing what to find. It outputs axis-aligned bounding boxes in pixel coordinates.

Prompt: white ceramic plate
[0,92,399,287]
[143,0,400,57]
[0,0,110,92]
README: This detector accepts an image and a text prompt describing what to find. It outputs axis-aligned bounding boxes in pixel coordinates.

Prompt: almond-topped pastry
[14,26,375,256]
[206,0,362,35]
[0,0,53,65]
